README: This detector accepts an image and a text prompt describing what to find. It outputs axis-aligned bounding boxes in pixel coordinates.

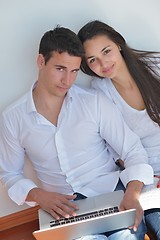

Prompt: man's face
[37,51,81,98]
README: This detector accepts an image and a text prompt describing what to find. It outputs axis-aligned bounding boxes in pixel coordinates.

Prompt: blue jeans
[74,181,147,240]
[145,209,160,239]
[103,222,146,240]
[76,223,146,240]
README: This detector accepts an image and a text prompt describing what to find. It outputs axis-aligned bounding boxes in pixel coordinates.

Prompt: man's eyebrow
[55,64,67,69]
[71,68,80,72]
[55,65,80,72]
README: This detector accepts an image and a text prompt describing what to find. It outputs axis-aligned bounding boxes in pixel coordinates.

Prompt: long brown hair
[78,20,160,126]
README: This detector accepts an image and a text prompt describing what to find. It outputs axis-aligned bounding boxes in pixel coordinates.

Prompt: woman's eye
[89,58,95,64]
[104,49,111,55]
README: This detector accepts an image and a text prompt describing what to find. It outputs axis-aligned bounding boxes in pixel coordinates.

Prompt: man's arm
[0,114,79,218]
[0,113,38,206]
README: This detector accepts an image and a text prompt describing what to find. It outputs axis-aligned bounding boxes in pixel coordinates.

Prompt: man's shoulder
[2,92,29,118]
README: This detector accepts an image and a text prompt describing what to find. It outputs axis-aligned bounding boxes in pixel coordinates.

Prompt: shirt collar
[26,82,37,114]
[26,81,74,113]
[65,88,73,107]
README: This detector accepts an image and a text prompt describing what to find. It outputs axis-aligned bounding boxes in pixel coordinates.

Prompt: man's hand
[119,180,144,232]
[27,188,79,219]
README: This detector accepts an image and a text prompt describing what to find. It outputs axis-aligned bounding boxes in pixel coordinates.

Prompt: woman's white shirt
[92,78,160,175]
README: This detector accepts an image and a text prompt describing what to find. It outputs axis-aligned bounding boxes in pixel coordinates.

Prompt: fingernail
[133,227,137,232]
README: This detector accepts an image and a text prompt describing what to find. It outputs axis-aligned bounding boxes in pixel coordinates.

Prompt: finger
[65,194,77,200]
[62,195,79,210]
[50,200,78,219]
[128,217,139,231]
[119,205,125,212]
[128,225,134,230]
[59,202,78,217]
[50,208,61,220]
[133,214,142,232]
[65,199,79,210]
[132,207,143,232]
[42,206,62,220]
[50,205,70,219]
[53,204,72,219]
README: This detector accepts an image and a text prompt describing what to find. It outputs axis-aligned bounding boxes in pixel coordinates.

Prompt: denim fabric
[77,235,108,240]
[145,209,160,239]
[76,223,146,240]
[104,221,146,240]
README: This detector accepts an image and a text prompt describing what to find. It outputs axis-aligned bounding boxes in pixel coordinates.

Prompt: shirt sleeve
[97,92,153,187]
[0,112,38,206]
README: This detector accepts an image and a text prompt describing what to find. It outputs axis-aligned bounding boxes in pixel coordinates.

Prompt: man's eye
[57,68,64,72]
[72,69,79,73]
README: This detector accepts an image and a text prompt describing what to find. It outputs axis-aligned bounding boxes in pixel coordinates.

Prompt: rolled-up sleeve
[120,164,154,187]
[97,92,153,186]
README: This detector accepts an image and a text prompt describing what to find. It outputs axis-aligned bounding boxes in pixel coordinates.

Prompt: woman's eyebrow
[101,46,110,52]
[86,45,111,60]
[87,55,95,60]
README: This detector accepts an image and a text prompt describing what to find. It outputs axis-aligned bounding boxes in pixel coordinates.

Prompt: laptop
[33,190,136,240]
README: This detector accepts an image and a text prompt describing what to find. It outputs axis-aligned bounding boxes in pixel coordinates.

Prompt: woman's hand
[119,180,144,231]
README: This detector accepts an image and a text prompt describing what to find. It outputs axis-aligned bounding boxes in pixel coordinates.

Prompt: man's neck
[33,88,65,126]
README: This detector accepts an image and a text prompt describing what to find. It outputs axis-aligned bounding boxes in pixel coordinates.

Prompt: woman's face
[83,35,125,79]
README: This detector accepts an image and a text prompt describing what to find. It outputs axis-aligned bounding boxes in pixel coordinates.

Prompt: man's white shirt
[0,83,153,206]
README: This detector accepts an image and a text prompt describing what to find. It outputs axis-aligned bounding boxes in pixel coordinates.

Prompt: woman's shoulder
[91,77,113,98]
[91,77,111,89]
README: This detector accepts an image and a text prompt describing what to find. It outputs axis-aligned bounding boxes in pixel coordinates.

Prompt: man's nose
[61,73,71,85]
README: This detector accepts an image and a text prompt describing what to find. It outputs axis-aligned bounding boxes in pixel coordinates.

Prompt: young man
[0,26,153,240]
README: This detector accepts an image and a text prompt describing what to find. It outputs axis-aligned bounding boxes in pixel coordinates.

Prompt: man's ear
[37,54,45,69]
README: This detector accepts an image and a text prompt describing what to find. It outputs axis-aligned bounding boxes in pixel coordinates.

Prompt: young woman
[78,20,160,239]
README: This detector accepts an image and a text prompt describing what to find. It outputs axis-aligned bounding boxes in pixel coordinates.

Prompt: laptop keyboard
[50,206,119,227]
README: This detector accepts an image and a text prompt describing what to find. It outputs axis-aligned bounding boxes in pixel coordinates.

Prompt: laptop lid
[33,190,136,240]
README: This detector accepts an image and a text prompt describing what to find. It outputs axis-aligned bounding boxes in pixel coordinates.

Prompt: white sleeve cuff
[120,164,154,187]
[8,178,38,206]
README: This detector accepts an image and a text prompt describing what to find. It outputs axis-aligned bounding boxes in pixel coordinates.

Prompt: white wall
[0,0,160,217]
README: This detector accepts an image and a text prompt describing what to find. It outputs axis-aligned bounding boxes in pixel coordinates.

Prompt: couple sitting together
[0,20,160,239]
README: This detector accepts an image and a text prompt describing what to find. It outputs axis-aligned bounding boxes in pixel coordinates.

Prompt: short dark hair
[39,25,84,64]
